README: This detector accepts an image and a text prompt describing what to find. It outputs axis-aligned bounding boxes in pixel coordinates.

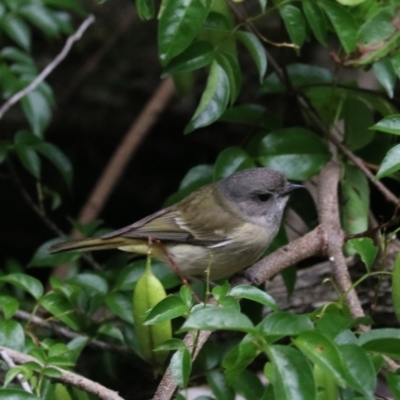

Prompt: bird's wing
[102,185,243,245]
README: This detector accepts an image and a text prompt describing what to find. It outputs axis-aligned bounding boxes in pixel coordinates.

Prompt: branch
[317,161,365,318]
[0,346,124,400]
[242,227,324,286]
[153,330,211,400]
[14,310,131,356]
[0,15,95,120]
[297,97,399,207]
[76,77,175,225]
[0,349,33,393]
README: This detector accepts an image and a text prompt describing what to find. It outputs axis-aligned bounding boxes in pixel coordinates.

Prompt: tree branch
[0,15,95,120]
[0,346,124,400]
[76,77,175,225]
[317,161,365,318]
[0,349,33,393]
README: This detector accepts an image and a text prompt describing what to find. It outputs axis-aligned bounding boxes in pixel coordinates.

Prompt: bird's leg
[149,237,201,304]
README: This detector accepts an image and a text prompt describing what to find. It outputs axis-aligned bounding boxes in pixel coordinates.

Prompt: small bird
[50,168,302,280]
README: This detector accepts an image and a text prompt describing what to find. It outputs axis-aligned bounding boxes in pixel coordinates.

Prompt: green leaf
[216,52,242,104]
[338,344,375,400]
[1,46,34,64]
[0,295,19,320]
[165,165,214,205]
[180,306,254,332]
[158,0,212,64]
[371,114,400,135]
[43,0,85,14]
[136,0,155,19]
[293,331,347,387]
[267,345,316,400]
[145,295,189,324]
[373,59,396,98]
[261,63,333,94]
[185,61,230,133]
[392,252,400,324]
[97,324,124,343]
[0,273,43,300]
[342,97,375,150]
[336,0,365,4]
[357,6,396,46]
[302,0,328,45]
[170,347,191,388]
[259,312,314,337]
[40,292,83,330]
[180,285,194,308]
[163,41,214,76]
[391,51,400,79]
[387,372,400,399]
[232,369,265,400]
[0,320,25,351]
[376,143,400,179]
[220,103,268,126]
[69,273,108,295]
[313,364,338,400]
[319,0,357,53]
[30,237,82,267]
[154,338,185,351]
[105,292,134,324]
[35,142,73,187]
[1,15,31,51]
[207,369,235,400]
[235,31,267,82]
[20,5,60,37]
[213,147,254,181]
[223,334,259,384]
[340,164,369,238]
[0,389,40,400]
[4,367,33,388]
[256,128,331,180]
[358,328,400,358]
[42,366,62,378]
[21,89,51,137]
[346,238,377,271]
[279,4,306,52]
[229,285,277,310]
[316,306,354,341]
[14,131,41,179]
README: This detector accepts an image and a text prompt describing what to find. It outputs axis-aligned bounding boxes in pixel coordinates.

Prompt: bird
[50,168,302,280]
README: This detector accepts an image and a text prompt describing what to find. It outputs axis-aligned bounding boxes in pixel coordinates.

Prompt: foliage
[1,0,400,399]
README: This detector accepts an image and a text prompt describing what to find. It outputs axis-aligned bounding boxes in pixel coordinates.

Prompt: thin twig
[0,349,33,393]
[0,15,95,120]
[7,160,101,270]
[14,310,131,356]
[7,159,65,237]
[229,3,399,207]
[61,9,135,102]
[297,96,399,206]
[0,346,124,400]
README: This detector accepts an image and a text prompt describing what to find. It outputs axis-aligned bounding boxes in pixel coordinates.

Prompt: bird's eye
[257,193,272,202]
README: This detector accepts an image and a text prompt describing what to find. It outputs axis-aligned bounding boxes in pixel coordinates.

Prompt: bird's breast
[164,223,270,280]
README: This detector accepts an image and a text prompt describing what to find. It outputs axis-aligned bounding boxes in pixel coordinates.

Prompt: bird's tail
[49,237,129,253]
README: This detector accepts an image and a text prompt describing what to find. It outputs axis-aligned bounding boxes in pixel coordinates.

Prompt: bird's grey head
[218,168,300,229]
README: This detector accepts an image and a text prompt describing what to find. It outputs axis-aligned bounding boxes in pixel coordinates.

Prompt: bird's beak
[281,183,305,196]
